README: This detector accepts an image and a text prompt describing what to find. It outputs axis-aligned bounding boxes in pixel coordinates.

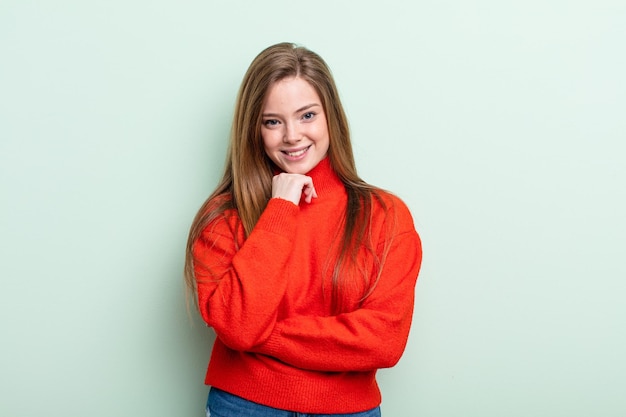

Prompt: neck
[305,157,344,195]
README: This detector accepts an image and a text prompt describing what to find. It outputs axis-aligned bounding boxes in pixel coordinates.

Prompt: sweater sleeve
[193,198,299,351]
[251,227,422,372]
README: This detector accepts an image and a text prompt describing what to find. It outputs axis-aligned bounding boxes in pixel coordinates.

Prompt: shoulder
[198,194,242,240]
[371,189,416,232]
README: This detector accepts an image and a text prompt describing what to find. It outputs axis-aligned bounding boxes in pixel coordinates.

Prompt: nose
[283,121,301,143]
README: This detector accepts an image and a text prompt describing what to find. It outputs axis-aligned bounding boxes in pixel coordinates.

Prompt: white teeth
[286,147,308,157]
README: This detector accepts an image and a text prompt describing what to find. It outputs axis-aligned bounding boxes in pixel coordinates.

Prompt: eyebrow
[262,103,321,118]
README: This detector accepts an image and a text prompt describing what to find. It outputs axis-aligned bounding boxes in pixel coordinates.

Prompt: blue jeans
[206,387,382,417]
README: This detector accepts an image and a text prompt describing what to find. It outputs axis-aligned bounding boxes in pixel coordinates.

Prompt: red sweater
[193,158,422,414]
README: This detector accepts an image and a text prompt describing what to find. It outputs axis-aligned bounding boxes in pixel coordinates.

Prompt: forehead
[263,77,322,111]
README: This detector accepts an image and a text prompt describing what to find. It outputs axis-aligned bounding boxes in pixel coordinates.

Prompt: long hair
[184,42,390,314]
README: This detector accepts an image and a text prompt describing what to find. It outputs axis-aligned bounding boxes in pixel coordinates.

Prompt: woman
[185,42,422,417]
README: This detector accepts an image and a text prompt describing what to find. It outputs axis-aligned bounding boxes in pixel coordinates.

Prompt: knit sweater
[193,158,422,414]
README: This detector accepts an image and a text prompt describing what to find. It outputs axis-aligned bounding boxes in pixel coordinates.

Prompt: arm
[252,228,422,372]
[193,198,298,351]
[194,173,317,350]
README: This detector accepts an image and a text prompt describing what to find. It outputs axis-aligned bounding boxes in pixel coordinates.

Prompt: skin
[261,76,330,206]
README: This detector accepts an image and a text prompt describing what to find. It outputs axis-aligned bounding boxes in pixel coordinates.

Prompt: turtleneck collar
[271,157,344,197]
[304,157,344,196]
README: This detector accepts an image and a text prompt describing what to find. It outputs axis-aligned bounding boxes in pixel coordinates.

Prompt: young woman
[185,42,422,417]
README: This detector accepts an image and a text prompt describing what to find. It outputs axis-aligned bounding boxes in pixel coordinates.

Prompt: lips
[282,145,311,157]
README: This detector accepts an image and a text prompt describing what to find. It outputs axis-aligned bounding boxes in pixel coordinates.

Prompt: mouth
[282,145,311,158]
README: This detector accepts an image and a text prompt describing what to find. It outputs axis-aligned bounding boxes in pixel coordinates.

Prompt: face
[260,77,330,175]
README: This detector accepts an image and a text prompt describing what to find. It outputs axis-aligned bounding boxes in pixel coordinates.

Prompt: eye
[263,119,279,127]
[302,112,316,120]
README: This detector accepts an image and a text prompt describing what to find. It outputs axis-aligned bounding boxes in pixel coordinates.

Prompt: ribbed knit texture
[193,158,422,414]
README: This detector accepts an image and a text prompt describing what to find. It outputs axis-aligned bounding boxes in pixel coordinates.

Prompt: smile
[283,145,311,157]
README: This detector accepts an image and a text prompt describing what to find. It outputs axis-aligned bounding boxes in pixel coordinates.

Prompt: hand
[271,173,318,205]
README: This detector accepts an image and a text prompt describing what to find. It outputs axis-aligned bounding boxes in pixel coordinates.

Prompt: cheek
[313,116,330,139]
[313,123,330,145]
[261,130,278,150]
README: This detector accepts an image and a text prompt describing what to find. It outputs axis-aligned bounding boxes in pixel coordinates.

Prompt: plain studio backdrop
[1,1,624,416]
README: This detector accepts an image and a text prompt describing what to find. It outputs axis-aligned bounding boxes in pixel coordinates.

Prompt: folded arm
[193,198,299,351]
[252,230,422,372]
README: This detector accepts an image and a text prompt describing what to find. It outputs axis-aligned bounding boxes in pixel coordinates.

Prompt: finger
[303,183,317,204]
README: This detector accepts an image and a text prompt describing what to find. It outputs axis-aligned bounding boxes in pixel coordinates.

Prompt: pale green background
[1,1,625,416]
